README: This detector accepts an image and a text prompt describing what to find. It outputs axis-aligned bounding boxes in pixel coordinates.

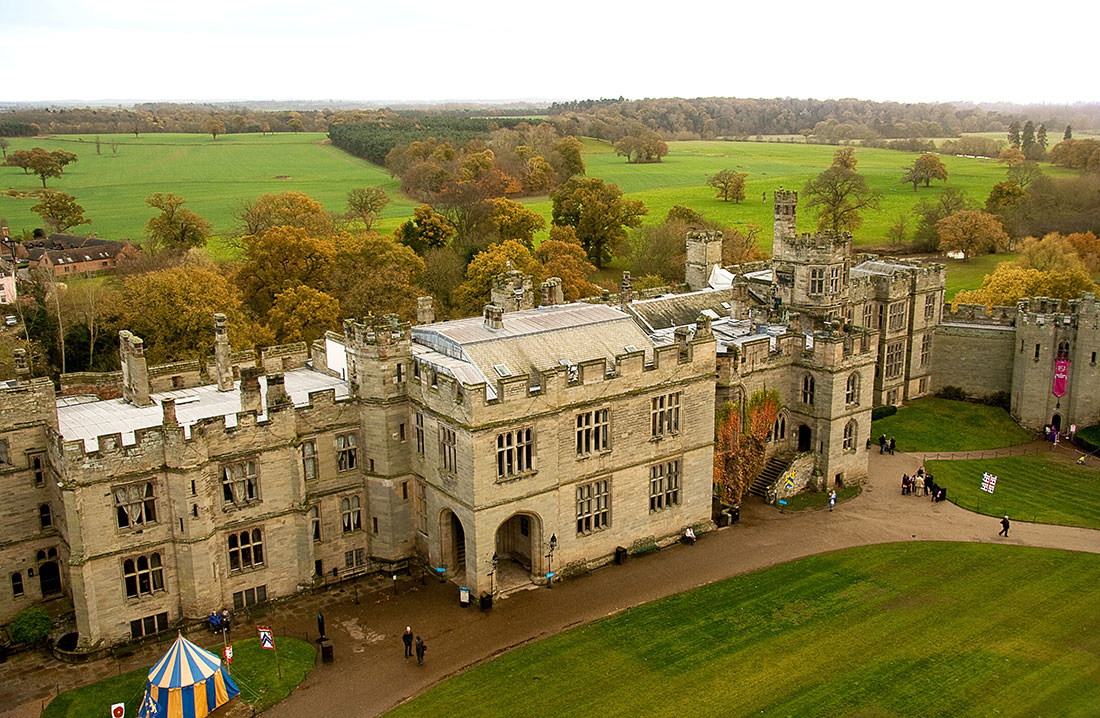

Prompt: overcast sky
[2,0,1095,105]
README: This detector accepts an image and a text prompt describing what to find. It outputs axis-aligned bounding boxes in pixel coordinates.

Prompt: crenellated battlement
[343,314,411,347]
[943,303,1017,326]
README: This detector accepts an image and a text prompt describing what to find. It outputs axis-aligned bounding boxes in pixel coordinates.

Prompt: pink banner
[1053,359,1070,397]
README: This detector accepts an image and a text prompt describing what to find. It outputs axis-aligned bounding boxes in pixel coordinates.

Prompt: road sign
[981,473,998,494]
[111,703,125,718]
[223,644,233,664]
[257,626,275,650]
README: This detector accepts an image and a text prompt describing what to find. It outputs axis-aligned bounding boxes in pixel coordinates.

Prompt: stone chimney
[265,371,290,410]
[490,270,534,313]
[213,313,234,391]
[620,271,633,308]
[416,296,435,325]
[674,326,693,360]
[240,366,263,414]
[483,304,504,331]
[13,348,28,383]
[119,331,152,407]
[161,398,178,427]
[540,277,563,307]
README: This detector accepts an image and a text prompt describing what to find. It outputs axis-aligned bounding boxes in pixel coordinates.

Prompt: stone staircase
[749,453,796,499]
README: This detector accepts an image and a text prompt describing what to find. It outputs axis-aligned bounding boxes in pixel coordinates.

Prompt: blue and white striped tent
[138,634,240,718]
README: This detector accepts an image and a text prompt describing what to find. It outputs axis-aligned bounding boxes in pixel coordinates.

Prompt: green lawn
[926,454,1100,529]
[1,134,1069,260]
[389,543,1100,717]
[41,636,315,717]
[871,398,1033,453]
[780,484,860,511]
[942,252,1020,299]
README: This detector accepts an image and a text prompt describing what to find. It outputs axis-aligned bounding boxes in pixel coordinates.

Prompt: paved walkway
[3,445,1098,717]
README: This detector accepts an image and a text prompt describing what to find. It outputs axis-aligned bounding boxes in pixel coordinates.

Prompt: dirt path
[5,446,1097,718]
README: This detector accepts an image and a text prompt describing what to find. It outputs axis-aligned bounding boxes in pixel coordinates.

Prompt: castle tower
[213,313,234,391]
[685,230,723,291]
[773,189,798,248]
[491,270,535,312]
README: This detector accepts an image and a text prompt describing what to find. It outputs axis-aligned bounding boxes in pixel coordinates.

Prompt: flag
[981,473,997,494]
[223,644,233,664]
[258,626,275,650]
[139,692,158,717]
[111,703,125,718]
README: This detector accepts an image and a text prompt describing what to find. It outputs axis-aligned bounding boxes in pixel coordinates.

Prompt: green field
[41,636,316,717]
[872,398,1034,453]
[1,133,1071,257]
[389,543,1100,717]
[780,484,860,511]
[926,454,1100,529]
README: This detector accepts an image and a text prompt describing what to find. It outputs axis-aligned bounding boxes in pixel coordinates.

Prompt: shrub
[983,391,1011,411]
[10,606,52,645]
[935,386,968,401]
[871,405,898,421]
[1077,424,1100,452]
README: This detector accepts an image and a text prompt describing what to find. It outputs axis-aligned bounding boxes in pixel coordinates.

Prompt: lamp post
[545,534,557,589]
[489,552,498,598]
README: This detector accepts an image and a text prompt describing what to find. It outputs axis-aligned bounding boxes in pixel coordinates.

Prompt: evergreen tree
[1064,125,1073,140]
[1021,121,1036,154]
[1008,121,1021,148]
[1037,124,1048,150]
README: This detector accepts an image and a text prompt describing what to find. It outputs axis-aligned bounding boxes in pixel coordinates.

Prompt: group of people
[901,466,946,502]
[402,626,427,665]
[207,609,231,635]
[878,434,896,455]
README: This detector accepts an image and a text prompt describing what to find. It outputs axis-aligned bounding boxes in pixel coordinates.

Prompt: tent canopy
[148,634,225,688]
[139,634,239,718]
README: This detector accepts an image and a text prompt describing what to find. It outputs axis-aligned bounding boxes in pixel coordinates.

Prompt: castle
[3,192,1097,652]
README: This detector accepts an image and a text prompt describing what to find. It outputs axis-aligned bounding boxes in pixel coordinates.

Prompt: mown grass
[779,484,860,511]
[925,454,1100,529]
[41,636,315,717]
[871,397,1033,453]
[389,542,1100,718]
[942,252,1020,299]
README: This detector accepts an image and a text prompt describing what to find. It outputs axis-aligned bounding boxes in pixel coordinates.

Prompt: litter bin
[729,506,740,524]
[319,638,334,663]
[459,586,470,607]
[614,546,628,565]
[480,594,493,611]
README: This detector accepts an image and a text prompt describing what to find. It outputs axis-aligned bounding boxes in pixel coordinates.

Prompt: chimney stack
[540,277,563,307]
[265,371,290,410]
[240,367,263,414]
[213,313,234,391]
[620,271,634,308]
[119,331,153,407]
[483,304,504,331]
[416,296,435,325]
[161,398,178,427]
[13,348,28,383]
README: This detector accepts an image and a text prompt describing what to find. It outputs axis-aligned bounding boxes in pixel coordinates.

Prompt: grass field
[780,484,860,511]
[925,454,1100,529]
[871,397,1034,453]
[389,542,1100,718]
[1,133,1072,257]
[41,636,315,717]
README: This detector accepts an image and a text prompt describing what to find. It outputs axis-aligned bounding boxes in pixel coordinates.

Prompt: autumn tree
[551,177,647,268]
[706,169,748,202]
[30,190,89,233]
[486,198,546,247]
[801,165,881,234]
[120,266,264,364]
[551,136,586,179]
[614,130,668,163]
[713,389,781,508]
[1065,231,1100,272]
[832,147,858,170]
[1015,233,1091,273]
[452,240,542,314]
[237,226,336,316]
[50,149,77,173]
[61,277,118,371]
[326,232,425,320]
[936,210,1010,259]
[997,147,1026,167]
[3,148,32,174]
[345,187,390,231]
[394,204,455,254]
[144,193,211,252]
[236,191,334,238]
[901,153,948,190]
[203,118,226,139]
[954,263,1098,308]
[26,148,62,188]
[534,231,599,301]
[885,213,909,245]
[1007,161,1043,190]
[985,180,1026,216]
[912,187,974,251]
[267,285,341,346]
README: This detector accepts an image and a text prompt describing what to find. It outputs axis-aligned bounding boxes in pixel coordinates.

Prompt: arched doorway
[439,509,467,581]
[1051,414,1062,433]
[494,513,542,590]
[798,424,812,452]
[37,548,62,596]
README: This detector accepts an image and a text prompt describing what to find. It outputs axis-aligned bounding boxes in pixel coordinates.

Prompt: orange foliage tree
[713,389,781,507]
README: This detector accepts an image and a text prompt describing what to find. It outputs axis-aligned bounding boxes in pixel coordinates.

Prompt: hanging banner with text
[1053,359,1070,397]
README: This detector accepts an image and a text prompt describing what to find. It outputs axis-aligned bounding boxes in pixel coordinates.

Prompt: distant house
[19,234,140,276]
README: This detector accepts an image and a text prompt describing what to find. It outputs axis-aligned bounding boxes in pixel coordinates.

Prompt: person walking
[901,474,909,495]
[998,515,1010,537]
[888,438,896,455]
[415,636,426,666]
[879,434,887,454]
[402,626,413,659]
[828,490,837,511]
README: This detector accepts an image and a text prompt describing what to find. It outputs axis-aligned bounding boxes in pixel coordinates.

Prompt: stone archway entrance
[1051,414,1062,433]
[494,513,542,591]
[439,509,467,582]
[37,548,62,596]
[798,424,812,452]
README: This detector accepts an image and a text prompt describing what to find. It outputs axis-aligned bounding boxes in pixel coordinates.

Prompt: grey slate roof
[625,287,745,332]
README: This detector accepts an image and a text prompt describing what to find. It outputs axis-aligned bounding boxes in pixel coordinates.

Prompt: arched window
[843,420,857,451]
[770,414,786,442]
[801,375,815,405]
[1057,341,1071,360]
[845,373,860,405]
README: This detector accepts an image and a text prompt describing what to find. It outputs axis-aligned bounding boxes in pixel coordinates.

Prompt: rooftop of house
[625,287,743,333]
[649,315,793,354]
[57,366,347,451]
[410,302,655,398]
[849,259,917,277]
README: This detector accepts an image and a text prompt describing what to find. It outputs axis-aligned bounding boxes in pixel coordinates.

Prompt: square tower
[685,230,723,291]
